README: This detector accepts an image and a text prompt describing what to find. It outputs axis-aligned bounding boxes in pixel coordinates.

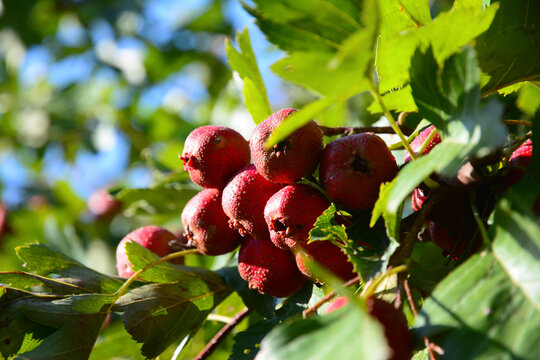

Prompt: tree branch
[319,125,414,137]
[194,307,252,360]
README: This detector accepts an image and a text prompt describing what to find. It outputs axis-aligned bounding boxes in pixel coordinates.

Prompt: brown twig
[302,276,361,318]
[319,125,414,137]
[404,279,442,360]
[503,119,533,127]
[194,307,252,360]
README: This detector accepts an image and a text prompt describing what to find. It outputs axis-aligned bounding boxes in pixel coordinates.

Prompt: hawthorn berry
[405,125,441,211]
[222,164,282,239]
[403,125,441,163]
[326,297,412,360]
[116,225,178,278]
[250,108,324,184]
[181,188,243,255]
[319,133,398,211]
[87,188,122,220]
[180,125,250,189]
[264,183,330,249]
[295,241,355,283]
[238,236,306,298]
[506,139,533,187]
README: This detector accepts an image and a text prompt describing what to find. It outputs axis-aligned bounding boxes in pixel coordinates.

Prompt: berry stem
[318,125,413,137]
[469,192,491,247]
[369,77,418,160]
[361,264,408,299]
[302,275,361,318]
[194,307,252,360]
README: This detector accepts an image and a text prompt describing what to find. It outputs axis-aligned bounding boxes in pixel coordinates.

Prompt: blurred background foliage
[0,1,292,357]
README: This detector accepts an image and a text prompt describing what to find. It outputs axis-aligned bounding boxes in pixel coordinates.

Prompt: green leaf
[309,204,348,244]
[0,272,100,295]
[493,200,540,311]
[376,4,498,94]
[379,0,430,36]
[385,141,463,213]
[228,284,315,360]
[116,184,198,217]
[218,267,277,318]
[12,296,109,360]
[477,0,540,94]
[243,0,362,53]
[225,28,272,124]
[368,86,418,114]
[0,288,55,358]
[124,241,224,285]
[15,244,123,294]
[257,301,390,360]
[517,82,540,116]
[413,252,540,359]
[116,280,230,359]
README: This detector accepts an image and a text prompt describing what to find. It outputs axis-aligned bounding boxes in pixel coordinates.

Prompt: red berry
[222,165,282,239]
[325,296,349,314]
[506,139,532,187]
[428,221,482,261]
[403,125,441,163]
[366,297,412,360]
[264,184,330,249]
[116,225,178,278]
[238,237,306,298]
[411,186,429,212]
[250,108,323,184]
[0,202,7,242]
[181,188,243,255]
[295,241,355,283]
[88,188,122,219]
[180,126,250,189]
[326,296,412,360]
[319,133,398,211]
[405,126,441,211]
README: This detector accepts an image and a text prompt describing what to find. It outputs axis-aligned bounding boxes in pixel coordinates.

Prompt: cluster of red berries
[405,126,534,260]
[176,108,398,297]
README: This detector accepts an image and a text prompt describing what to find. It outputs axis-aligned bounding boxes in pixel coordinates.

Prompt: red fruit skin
[404,126,441,212]
[222,165,282,239]
[325,296,349,314]
[319,133,398,211]
[366,297,412,360]
[250,108,324,184]
[181,188,243,256]
[264,184,330,249]
[116,225,178,278]
[403,125,441,163]
[428,221,482,261]
[180,126,250,189]
[0,202,7,242]
[88,188,122,219]
[325,297,412,360]
[238,237,306,298]
[295,241,355,283]
[506,139,532,187]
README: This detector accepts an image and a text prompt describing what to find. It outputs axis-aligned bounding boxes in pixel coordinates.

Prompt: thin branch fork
[194,307,252,360]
